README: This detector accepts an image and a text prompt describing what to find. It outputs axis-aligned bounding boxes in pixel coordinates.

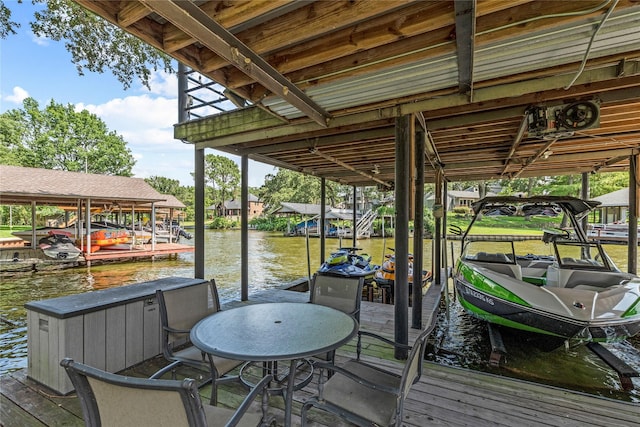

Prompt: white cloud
[29,31,49,47]
[146,71,178,97]
[72,70,273,187]
[4,86,30,105]
[76,93,195,184]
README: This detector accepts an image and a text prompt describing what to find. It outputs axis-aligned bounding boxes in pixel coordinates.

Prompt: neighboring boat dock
[0,242,193,274]
[2,283,637,426]
[0,165,194,274]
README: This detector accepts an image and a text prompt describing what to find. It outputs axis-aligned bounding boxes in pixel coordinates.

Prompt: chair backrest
[157,279,221,352]
[60,358,208,427]
[399,327,432,403]
[310,273,364,321]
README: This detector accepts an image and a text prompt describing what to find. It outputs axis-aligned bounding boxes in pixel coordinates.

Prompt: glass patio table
[190,302,358,427]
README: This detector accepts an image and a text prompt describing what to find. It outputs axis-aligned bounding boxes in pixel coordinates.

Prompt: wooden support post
[433,171,443,288]
[241,154,248,301]
[320,178,326,265]
[352,186,357,246]
[412,117,425,329]
[394,115,410,359]
[194,148,205,279]
[629,154,638,274]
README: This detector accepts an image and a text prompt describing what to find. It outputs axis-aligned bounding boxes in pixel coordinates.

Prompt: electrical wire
[564,0,620,90]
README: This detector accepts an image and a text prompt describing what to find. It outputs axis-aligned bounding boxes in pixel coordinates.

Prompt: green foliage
[496,173,628,198]
[0,1,19,38]
[145,176,182,195]
[423,208,435,235]
[1,98,135,175]
[208,216,238,230]
[205,154,240,216]
[0,205,32,227]
[588,172,629,197]
[256,168,347,211]
[452,206,471,216]
[249,216,291,232]
[25,0,174,90]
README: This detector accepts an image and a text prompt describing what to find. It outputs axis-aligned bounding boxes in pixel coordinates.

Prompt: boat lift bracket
[587,342,638,391]
[487,324,507,367]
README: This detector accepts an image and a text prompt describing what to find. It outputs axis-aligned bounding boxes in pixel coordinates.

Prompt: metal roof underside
[75,0,640,187]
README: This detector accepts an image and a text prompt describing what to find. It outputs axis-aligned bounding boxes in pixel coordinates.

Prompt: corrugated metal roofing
[264,7,640,119]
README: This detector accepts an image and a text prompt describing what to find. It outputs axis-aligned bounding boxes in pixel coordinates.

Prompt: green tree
[257,168,348,212]
[0,0,173,90]
[0,116,24,165]
[145,176,182,196]
[0,0,18,38]
[204,154,240,216]
[1,98,135,175]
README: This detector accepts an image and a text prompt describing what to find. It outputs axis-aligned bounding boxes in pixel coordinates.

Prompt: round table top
[190,302,358,361]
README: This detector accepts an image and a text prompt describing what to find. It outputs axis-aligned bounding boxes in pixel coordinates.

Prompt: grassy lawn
[0,226,30,239]
[446,213,562,236]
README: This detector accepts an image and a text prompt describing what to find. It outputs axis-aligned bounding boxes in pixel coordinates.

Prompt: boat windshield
[553,241,614,271]
[462,240,516,264]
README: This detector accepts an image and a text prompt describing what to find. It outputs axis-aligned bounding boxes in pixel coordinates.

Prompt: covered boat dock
[3,1,639,424]
[0,165,193,271]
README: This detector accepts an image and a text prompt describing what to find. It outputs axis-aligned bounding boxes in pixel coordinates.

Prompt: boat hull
[454,265,640,343]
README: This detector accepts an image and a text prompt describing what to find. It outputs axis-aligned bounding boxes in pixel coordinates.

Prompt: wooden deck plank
[0,394,47,427]
[0,374,81,427]
[1,285,638,426]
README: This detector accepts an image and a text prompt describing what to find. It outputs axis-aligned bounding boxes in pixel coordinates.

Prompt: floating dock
[0,243,193,275]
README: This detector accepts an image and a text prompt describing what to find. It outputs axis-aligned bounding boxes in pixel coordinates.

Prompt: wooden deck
[2,284,638,426]
[82,242,194,261]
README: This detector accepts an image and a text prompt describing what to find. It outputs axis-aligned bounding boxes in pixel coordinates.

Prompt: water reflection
[0,229,637,402]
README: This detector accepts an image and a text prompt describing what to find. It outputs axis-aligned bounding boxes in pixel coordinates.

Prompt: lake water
[1,230,638,402]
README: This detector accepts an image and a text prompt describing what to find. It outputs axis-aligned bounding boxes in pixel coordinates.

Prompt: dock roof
[0,165,167,207]
[76,0,640,186]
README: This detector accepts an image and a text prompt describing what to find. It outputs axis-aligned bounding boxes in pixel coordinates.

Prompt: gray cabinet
[25,277,209,394]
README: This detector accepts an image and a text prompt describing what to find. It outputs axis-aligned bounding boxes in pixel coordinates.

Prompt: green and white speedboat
[453,196,640,344]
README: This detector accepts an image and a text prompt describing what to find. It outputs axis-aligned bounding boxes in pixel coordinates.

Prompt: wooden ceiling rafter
[72,0,640,186]
[139,0,331,127]
[454,0,476,100]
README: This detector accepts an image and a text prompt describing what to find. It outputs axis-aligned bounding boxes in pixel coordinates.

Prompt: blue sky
[0,1,275,187]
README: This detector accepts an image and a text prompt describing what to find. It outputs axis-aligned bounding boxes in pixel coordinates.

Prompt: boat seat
[472,261,522,281]
[563,271,633,290]
[475,252,511,263]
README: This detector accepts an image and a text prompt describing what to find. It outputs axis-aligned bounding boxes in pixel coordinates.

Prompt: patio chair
[309,273,364,321]
[60,358,273,427]
[300,325,434,427]
[150,279,243,405]
[309,273,364,362]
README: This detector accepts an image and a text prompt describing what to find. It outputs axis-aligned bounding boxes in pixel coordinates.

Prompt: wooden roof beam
[454,0,476,100]
[140,0,331,127]
[309,147,393,188]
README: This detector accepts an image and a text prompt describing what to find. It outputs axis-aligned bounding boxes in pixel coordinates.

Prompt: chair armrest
[356,330,411,360]
[163,326,190,334]
[225,374,273,427]
[313,361,400,395]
